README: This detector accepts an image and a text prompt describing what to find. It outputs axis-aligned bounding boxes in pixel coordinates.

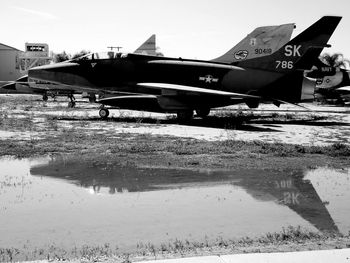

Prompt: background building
[18,43,51,73]
[1,42,52,87]
[0,43,23,85]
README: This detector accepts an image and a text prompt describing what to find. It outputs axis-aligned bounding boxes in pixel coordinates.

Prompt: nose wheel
[68,101,76,108]
[67,94,76,108]
[99,108,109,119]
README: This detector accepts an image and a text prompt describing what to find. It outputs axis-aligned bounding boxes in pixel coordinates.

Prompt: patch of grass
[46,116,59,131]
[0,227,348,262]
[326,142,350,157]
[133,226,344,258]
[1,130,350,160]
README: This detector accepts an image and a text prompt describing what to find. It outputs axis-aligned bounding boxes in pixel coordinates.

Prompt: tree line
[53,50,90,63]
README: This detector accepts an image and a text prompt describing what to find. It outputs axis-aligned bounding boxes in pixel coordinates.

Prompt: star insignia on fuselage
[199,75,219,84]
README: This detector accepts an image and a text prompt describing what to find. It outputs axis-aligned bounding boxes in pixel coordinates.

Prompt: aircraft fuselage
[29,53,307,105]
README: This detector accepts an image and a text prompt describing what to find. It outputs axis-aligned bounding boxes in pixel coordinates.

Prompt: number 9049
[255,48,272,54]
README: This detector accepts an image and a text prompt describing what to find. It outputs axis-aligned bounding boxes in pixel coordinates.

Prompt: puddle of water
[0,156,349,252]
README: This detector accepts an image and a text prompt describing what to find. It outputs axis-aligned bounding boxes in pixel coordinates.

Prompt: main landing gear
[176,110,193,122]
[67,94,76,108]
[195,108,210,118]
[176,108,210,122]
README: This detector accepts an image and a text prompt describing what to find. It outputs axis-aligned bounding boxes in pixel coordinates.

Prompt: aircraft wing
[137,83,259,99]
[96,83,261,112]
[137,83,310,110]
[148,60,244,70]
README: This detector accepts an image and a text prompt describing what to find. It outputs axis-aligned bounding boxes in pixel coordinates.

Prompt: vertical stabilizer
[212,24,295,64]
[235,16,342,72]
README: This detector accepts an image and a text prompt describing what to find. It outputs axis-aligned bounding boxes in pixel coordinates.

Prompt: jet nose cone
[28,62,79,84]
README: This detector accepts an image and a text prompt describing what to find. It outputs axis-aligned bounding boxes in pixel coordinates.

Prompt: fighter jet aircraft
[28,16,341,120]
[2,24,295,108]
[316,72,350,104]
[305,58,350,104]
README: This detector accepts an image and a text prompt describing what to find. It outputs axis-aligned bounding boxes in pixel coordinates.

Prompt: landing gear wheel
[68,101,76,108]
[42,94,48,101]
[177,110,193,122]
[99,108,109,119]
[195,108,210,118]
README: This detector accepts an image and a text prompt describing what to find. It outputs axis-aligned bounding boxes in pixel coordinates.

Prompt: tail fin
[235,16,342,72]
[212,23,295,64]
[134,34,157,55]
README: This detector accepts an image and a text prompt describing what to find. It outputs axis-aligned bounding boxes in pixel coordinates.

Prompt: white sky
[1,0,350,60]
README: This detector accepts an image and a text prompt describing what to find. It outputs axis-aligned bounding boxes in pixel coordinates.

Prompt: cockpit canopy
[76,52,128,61]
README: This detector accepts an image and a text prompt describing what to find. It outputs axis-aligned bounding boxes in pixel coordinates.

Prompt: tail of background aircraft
[212,24,295,64]
[235,16,342,73]
[134,34,157,56]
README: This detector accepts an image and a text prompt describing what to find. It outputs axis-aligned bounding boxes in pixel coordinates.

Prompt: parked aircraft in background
[28,16,341,120]
[305,58,350,104]
[134,34,159,56]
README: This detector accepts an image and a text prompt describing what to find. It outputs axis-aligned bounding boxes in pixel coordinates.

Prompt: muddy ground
[0,94,350,262]
[1,94,349,169]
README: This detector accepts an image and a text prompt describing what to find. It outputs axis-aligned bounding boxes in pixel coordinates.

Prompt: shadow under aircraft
[28,16,341,120]
[30,156,339,234]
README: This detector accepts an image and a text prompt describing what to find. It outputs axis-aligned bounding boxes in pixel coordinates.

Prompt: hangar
[0,42,52,87]
[0,43,23,85]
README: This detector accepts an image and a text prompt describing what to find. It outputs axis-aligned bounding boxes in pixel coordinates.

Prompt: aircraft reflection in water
[30,156,339,234]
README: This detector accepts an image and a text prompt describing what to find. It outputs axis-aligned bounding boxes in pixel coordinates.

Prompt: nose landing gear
[99,108,110,119]
[67,94,76,108]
